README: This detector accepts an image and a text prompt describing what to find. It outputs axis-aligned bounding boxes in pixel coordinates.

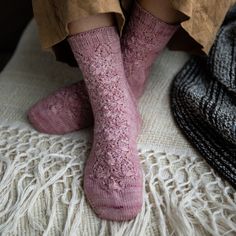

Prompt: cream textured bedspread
[0,21,235,236]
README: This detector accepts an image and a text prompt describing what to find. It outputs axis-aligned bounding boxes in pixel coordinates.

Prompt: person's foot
[28,1,178,134]
[68,26,143,220]
[27,81,93,134]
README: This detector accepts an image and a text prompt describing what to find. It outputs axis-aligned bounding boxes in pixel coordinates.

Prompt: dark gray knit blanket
[171,5,236,188]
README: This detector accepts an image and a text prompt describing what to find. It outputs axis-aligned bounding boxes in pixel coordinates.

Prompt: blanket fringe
[0,125,235,235]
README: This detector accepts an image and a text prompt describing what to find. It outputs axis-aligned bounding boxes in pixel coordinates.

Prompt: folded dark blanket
[171,5,236,188]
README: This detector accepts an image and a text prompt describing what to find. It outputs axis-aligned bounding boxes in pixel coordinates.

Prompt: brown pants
[32,0,236,65]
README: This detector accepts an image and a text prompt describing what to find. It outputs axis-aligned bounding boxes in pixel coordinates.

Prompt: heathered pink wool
[68,26,143,221]
[27,2,178,134]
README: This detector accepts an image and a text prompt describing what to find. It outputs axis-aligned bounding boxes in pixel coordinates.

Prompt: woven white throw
[0,21,235,236]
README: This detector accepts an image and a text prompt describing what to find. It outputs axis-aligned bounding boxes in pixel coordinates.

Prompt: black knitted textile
[171,5,236,188]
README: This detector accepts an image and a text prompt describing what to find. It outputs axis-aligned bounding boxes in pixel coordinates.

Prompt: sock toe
[27,103,73,134]
[85,183,143,221]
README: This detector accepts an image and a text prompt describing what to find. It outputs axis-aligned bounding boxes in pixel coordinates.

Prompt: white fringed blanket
[0,21,235,236]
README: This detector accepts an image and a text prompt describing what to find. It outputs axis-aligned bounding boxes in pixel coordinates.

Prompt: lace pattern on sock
[121,2,178,98]
[69,29,139,192]
[46,82,91,120]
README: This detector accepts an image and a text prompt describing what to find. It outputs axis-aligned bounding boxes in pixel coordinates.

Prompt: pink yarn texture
[68,26,143,221]
[28,2,178,134]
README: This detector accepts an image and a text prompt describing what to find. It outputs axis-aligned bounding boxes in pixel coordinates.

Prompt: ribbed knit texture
[68,26,143,221]
[171,5,236,188]
[27,1,178,134]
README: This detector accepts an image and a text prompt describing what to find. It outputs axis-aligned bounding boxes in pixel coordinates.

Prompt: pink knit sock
[28,82,93,134]
[122,1,178,99]
[27,1,178,134]
[68,27,143,221]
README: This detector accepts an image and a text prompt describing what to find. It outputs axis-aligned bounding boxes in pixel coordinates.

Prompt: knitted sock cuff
[132,1,179,35]
[67,26,120,57]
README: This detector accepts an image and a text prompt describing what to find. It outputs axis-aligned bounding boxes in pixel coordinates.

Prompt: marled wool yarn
[171,5,236,188]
